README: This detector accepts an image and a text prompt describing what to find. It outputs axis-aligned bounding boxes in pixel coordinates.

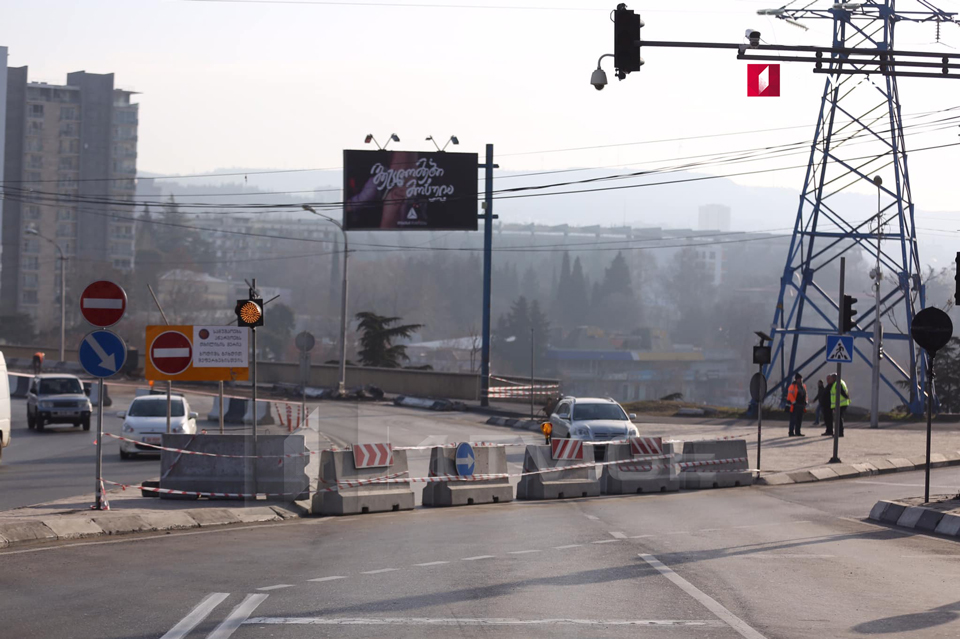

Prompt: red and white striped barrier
[551,438,584,461]
[353,443,393,469]
[630,436,663,456]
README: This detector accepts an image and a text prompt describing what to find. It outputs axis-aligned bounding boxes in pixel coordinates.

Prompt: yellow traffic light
[235,298,264,328]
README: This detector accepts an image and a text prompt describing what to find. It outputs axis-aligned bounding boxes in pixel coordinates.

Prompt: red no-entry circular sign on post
[150,330,193,376]
[80,280,127,328]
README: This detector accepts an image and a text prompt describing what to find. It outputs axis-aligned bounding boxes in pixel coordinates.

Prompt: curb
[485,416,543,432]
[0,502,307,550]
[868,499,960,538]
[756,450,960,486]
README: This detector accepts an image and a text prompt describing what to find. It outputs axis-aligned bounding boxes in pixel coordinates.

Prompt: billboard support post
[480,144,496,407]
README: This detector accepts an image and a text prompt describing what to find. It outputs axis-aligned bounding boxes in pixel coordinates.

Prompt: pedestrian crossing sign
[826,335,854,363]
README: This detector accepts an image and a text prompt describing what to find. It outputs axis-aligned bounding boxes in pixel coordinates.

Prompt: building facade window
[109,241,133,257]
[25,171,42,183]
[56,222,76,238]
[112,258,132,270]
[58,156,78,170]
[27,155,43,169]
[21,290,39,305]
[22,238,40,254]
[22,272,39,288]
[27,103,44,118]
[57,174,79,189]
[56,208,76,221]
[21,256,40,270]
[25,138,43,152]
[59,138,80,154]
[109,225,133,239]
[59,122,78,137]
[59,106,78,121]
[27,121,43,134]
[25,206,41,220]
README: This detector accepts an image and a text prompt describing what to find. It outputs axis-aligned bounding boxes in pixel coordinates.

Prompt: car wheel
[120,450,131,460]
[81,418,90,431]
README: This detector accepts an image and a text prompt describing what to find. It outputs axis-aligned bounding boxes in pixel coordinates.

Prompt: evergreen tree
[600,252,633,299]
[355,312,423,368]
[567,257,590,327]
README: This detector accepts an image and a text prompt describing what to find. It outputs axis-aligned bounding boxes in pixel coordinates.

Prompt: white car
[549,397,639,460]
[117,395,198,460]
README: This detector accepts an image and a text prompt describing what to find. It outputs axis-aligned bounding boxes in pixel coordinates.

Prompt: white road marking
[592,539,619,544]
[507,549,542,555]
[257,584,293,591]
[640,554,767,639]
[361,568,398,574]
[585,515,600,520]
[740,554,834,559]
[244,617,725,627]
[853,480,958,489]
[207,593,269,639]
[415,561,449,566]
[462,555,495,561]
[161,592,229,639]
[308,576,346,582]
[610,531,627,539]
[631,535,655,539]
[554,544,582,549]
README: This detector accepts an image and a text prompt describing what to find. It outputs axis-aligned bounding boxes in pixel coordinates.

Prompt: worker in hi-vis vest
[786,372,807,437]
[825,374,850,437]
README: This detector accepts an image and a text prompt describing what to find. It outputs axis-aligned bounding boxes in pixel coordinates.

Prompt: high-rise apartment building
[1,65,138,332]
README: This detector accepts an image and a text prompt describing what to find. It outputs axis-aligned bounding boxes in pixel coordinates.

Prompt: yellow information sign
[145,325,249,382]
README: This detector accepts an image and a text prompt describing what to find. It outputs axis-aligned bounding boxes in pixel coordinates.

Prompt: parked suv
[549,396,639,460]
[27,374,92,431]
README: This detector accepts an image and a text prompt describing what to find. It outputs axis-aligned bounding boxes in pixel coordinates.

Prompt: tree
[494,296,551,374]
[934,338,960,413]
[355,312,423,368]
[666,247,717,346]
[600,251,633,299]
[566,257,590,327]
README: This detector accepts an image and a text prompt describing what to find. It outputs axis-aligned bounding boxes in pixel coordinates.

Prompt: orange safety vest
[787,382,807,412]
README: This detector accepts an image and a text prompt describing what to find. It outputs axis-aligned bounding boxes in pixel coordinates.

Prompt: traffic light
[235,298,264,328]
[614,3,644,79]
[841,295,858,333]
[954,251,959,305]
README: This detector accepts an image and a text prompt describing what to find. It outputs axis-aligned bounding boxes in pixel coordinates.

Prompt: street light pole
[26,228,66,361]
[871,175,883,428]
[303,205,348,396]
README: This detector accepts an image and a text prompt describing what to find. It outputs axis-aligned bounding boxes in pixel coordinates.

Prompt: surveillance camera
[745,29,761,48]
[590,67,608,91]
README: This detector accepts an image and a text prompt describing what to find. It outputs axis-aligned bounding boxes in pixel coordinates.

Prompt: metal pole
[871,179,882,428]
[530,327,535,419]
[757,365,763,472]
[218,380,224,435]
[338,229,348,396]
[252,329,258,441]
[166,381,172,434]
[95,378,104,510]
[480,143,494,407]
[59,253,65,362]
[829,257,845,464]
[924,353,934,503]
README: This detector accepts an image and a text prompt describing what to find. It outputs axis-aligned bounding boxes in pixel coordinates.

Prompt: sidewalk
[869,496,960,538]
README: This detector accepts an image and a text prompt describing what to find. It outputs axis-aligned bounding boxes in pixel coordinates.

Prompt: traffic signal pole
[829,258,845,465]
[479,144,496,407]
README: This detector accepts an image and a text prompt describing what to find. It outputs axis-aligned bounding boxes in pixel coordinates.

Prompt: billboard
[343,150,478,230]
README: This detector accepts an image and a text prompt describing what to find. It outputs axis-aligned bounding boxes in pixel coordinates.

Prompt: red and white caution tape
[103,433,315,459]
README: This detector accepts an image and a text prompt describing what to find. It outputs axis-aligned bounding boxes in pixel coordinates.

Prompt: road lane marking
[361,568,398,574]
[462,555,495,561]
[853,480,959,489]
[207,593,269,639]
[415,561,449,566]
[507,549,542,554]
[740,554,834,559]
[257,584,293,591]
[554,544,582,549]
[592,539,619,544]
[631,535,655,539]
[585,515,600,520]
[161,592,229,639]
[244,617,725,627]
[308,576,346,582]
[610,531,627,539]
[640,554,767,639]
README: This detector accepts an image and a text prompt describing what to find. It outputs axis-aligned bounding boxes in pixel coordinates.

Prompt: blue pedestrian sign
[79,330,127,378]
[455,442,476,477]
[826,335,854,363]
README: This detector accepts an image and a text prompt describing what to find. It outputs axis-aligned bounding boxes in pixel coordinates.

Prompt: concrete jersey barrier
[422,445,513,507]
[516,443,601,500]
[159,434,309,501]
[600,441,680,494]
[678,439,753,489]
[312,448,415,516]
[242,400,275,426]
[8,375,29,398]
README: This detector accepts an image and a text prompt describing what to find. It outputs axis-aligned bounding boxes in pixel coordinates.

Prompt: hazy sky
[3,0,959,214]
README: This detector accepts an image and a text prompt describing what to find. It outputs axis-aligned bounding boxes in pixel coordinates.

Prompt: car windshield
[128,398,185,417]
[572,403,627,421]
[38,378,83,395]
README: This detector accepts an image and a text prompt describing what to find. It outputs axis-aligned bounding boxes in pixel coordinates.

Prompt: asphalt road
[3,466,960,639]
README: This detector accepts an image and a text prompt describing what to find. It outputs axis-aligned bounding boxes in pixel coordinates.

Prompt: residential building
[698,204,731,232]
[1,65,138,331]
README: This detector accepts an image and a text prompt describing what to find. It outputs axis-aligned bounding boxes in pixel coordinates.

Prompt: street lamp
[302,205,348,396]
[870,175,883,428]
[425,135,459,152]
[26,227,65,362]
[364,133,400,150]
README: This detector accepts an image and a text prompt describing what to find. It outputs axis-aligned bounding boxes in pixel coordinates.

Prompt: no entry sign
[145,325,249,382]
[80,281,127,328]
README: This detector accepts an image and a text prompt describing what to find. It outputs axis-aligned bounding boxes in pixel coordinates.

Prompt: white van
[0,353,10,461]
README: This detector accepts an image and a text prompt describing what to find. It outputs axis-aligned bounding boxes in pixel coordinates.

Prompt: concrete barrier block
[422,446,513,507]
[189,508,243,527]
[896,506,926,529]
[91,515,150,535]
[0,521,57,543]
[879,502,907,524]
[312,449,415,515]
[934,513,960,536]
[868,501,890,521]
[678,439,752,489]
[601,442,679,495]
[243,400,275,425]
[915,509,944,532]
[9,375,29,398]
[516,444,600,500]
[42,517,104,539]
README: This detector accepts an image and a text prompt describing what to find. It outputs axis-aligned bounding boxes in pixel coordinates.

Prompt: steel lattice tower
[762,0,957,413]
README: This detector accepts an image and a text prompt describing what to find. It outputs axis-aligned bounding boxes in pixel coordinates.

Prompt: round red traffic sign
[150,330,193,376]
[80,280,127,328]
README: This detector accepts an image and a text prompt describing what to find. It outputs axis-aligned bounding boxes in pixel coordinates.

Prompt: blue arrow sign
[455,442,476,477]
[825,335,854,363]
[78,330,127,378]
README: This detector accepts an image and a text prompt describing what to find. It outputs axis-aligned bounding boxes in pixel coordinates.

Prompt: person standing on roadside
[825,374,850,436]
[786,372,807,436]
